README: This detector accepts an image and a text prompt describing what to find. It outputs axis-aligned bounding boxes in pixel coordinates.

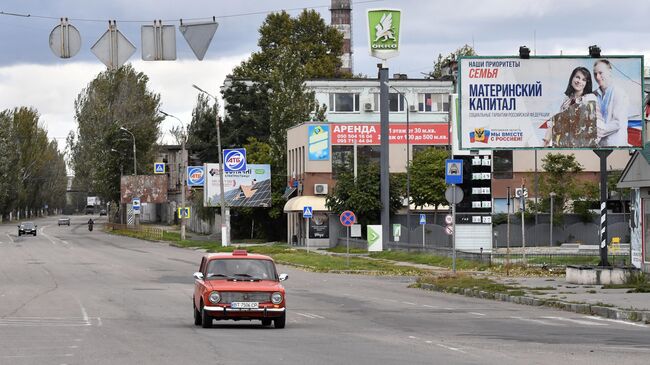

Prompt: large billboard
[203,164,271,207]
[459,56,644,149]
[120,175,168,204]
[331,123,448,145]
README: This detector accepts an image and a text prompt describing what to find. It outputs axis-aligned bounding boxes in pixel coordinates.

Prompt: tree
[531,153,598,219]
[186,93,220,163]
[67,64,163,203]
[326,160,405,229]
[429,44,476,79]
[408,148,448,211]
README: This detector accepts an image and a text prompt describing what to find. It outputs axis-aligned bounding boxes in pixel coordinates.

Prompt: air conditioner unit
[409,105,417,112]
[363,102,373,112]
[314,183,328,195]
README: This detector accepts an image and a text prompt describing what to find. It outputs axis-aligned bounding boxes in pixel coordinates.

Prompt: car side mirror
[279,273,288,281]
[193,272,204,280]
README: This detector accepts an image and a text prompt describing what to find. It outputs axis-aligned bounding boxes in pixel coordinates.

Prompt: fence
[104,223,164,241]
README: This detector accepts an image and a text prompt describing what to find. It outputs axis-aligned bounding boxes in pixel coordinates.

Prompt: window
[357,145,381,165]
[418,93,449,112]
[329,93,360,112]
[492,150,513,179]
[373,93,405,112]
[332,145,353,179]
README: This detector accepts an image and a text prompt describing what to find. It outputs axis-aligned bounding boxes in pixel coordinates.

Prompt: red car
[193,250,288,328]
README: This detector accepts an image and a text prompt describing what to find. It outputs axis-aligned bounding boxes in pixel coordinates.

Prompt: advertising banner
[187,166,205,187]
[308,125,330,160]
[367,9,401,60]
[459,56,643,149]
[308,212,329,239]
[367,225,383,252]
[203,164,271,207]
[331,123,448,145]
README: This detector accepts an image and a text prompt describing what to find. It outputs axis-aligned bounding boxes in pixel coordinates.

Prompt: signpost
[419,214,426,248]
[154,162,165,174]
[303,206,313,252]
[340,210,356,266]
[445,159,464,273]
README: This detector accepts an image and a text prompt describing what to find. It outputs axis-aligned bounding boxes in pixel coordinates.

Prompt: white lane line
[583,316,649,328]
[436,343,467,353]
[541,316,608,326]
[408,336,418,339]
[79,301,90,325]
[96,317,103,327]
[5,233,14,243]
[401,301,417,306]
[422,304,438,308]
[0,354,74,359]
[444,307,454,311]
[294,312,316,319]
[468,312,486,316]
[510,316,565,326]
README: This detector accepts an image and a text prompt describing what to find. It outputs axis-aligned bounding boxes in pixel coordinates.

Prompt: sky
[1,0,649,150]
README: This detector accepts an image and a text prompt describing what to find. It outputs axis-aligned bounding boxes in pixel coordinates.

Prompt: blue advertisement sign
[308,125,330,161]
[187,166,205,187]
[223,148,247,172]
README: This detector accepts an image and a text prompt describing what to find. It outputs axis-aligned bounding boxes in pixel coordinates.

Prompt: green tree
[68,64,162,203]
[408,148,448,211]
[186,93,220,163]
[429,44,476,79]
[326,160,405,228]
[531,153,598,221]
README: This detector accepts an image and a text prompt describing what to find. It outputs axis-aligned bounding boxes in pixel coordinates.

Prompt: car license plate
[231,302,259,309]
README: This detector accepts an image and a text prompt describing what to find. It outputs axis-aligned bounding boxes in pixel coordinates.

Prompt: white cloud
[0,55,247,148]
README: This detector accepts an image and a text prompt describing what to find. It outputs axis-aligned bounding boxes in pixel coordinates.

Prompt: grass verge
[416,273,526,296]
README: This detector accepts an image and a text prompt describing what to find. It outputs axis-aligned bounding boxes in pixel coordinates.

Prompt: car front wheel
[193,302,202,326]
[274,312,286,329]
[201,303,212,328]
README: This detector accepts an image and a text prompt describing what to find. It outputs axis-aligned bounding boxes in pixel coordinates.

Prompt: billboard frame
[457,54,645,151]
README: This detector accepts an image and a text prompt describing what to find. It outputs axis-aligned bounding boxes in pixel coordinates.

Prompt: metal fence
[104,223,164,241]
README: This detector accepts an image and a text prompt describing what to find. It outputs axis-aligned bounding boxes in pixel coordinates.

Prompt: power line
[0,1,383,23]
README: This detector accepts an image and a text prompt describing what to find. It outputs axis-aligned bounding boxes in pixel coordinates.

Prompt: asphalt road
[1,216,649,365]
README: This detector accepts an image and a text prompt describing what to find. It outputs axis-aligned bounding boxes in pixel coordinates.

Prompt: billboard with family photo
[458,56,643,149]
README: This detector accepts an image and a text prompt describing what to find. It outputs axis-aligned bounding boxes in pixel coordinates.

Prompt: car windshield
[21,223,34,228]
[206,259,277,281]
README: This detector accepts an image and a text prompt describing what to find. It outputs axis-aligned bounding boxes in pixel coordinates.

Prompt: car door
[194,257,207,308]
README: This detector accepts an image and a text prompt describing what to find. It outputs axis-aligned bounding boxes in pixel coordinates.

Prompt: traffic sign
[445,185,464,204]
[445,159,463,185]
[419,214,426,225]
[132,198,141,215]
[177,207,190,219]
[91,22,136,69]
[303,206,313,219]
[445,214,453,225]
[154,162,165,174]
[141,22,176,61]
[179,21,219,60]
[49,19,81,58]
[223,148,247,172]
[515,188,529,198]
[445,225,454,235]
[187,166,205,187]
[340,210,356,227]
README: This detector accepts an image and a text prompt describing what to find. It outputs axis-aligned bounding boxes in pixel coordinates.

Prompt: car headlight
[208,291,221,304]
[271,292,283,304]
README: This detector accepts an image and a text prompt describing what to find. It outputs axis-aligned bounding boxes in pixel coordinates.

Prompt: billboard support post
[595,149,612,266]
[379,65,390,247]
[506,186,511,275]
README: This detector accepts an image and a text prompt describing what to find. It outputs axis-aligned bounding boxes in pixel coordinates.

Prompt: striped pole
[595,150,611,266]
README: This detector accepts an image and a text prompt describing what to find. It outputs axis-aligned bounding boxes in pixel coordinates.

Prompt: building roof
[283,196,328,212]
[617,150,650,188]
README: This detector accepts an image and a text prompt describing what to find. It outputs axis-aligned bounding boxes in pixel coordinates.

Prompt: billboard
[331,123,448,145]
[459,56,643,149]
[367,9,401,60]
[308,125,329,161]
[204,164,271,207]
[120,175,168,204]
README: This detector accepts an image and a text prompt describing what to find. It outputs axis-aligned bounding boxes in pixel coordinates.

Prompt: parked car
[192,250,288,329]
[58,217,71,226]
[18,222,37,236]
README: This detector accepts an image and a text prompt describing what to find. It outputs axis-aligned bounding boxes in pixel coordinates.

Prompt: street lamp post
[389,86,411,245]
[120,126,137,175]
[192,84,229,247]
[549,192,556,247]
[161,111,188,241]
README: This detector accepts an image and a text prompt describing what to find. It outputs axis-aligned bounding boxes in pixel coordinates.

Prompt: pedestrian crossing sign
[303,206,313,218]
[154,162,165,174]
[177,207,190,218]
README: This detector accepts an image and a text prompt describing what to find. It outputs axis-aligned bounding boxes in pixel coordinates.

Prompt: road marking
[468,312,486,316]
[541,316,608,326]
[5,233,14,243]
[0,317,92,327]
[295,312,323,319]
[583,316,648,328]
[0,354,74,359]
[510,316,565,326]
[422,304,438,308]
[401,301,417,305]
[436,343,467,353]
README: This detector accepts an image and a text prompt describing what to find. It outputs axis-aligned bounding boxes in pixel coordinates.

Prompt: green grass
[417,274,525,296]
[368,251,490,271]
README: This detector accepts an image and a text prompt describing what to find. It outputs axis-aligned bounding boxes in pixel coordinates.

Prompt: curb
[419,283,650,324]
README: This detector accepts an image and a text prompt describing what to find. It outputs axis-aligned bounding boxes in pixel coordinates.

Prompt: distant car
[58,217,71,226]
[193,250,288,329]
[18,222,37,236]
[99,209,107,216]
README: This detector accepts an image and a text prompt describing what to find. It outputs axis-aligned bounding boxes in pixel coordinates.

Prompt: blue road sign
[154,162,165,174]
[223,148,247,172]
[419,214,426,225]
[339,210,356,227]
[445,159,463,184]
[187,166,205,187]
[303,206,313,218]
